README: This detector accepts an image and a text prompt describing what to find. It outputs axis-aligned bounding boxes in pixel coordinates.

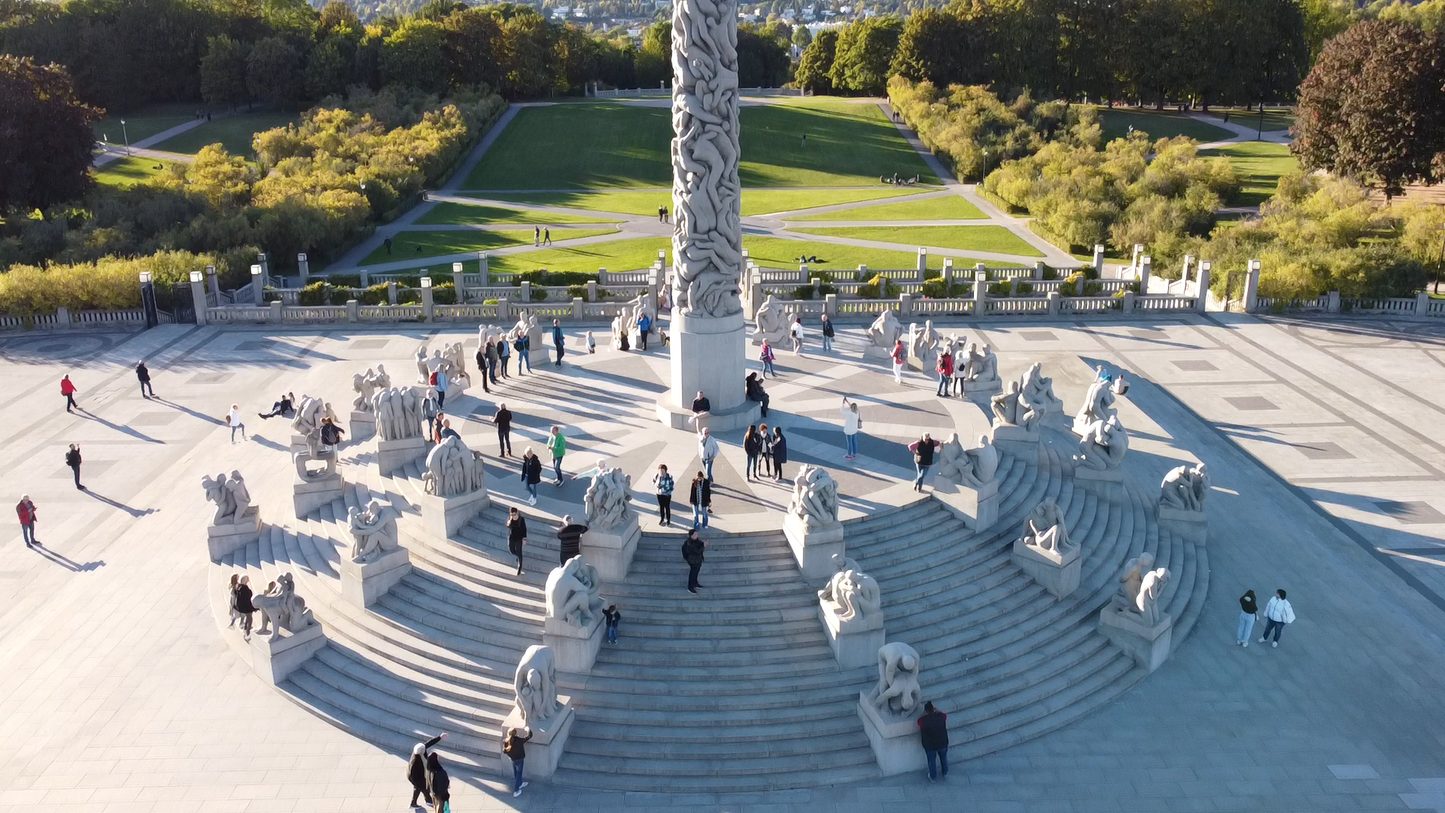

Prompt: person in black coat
[917,701,949,781]
[688,471,711,530]
[503,726,533,797]
[745,373,769,417]
[557,515,589,565]
[65,443,83,490]
[682,527,707,594]
[231,575,255,641]
[407,732,446,807]
[520,448,542,505]
[135,360,154,398]
[770,427,789,482]
[425,750,450,809]
[507,506,528,575]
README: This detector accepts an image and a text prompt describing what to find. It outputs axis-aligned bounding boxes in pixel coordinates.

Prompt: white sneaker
[1258,637,1266,643]
[513,789,522,797]
[1242,641,1248,648]
[520,782,529,790]
[528,496,537,506]
[1271,641,1278,648]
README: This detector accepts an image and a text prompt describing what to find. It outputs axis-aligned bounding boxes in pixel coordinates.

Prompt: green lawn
[416,202,615,226]
[359,228,617,265]
[1097,108,1234,143]
[1201,141,1299,207]
[93,156,178,188]
[153,111,300,156]
[1203,108,1294,134]
[462,100,937,189]
[788,225,1044,257]
[92,103,198,146]
[790,194,986,221]
[474,188,924,217]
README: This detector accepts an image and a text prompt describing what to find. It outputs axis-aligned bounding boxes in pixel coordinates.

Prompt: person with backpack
[820,314,835,352]
[1259,588,1295,648]
[908,433,941,492]
[516,333,532,374]
[407,732,446,808]
[60,374,79,413]
[135,360,155,398]
[652,464,674,526]
[689,471,711,529]
[65,443,83,490]
[917,701,949,782]
[936,346,954,397]
[519,450,542,506]
[840,397,862,459]
[502,726,532,798]
[682,526,707,594]
[506,506,528,573]
[891,339,907,384]
[319,417,345,450]
[759,339,778,378]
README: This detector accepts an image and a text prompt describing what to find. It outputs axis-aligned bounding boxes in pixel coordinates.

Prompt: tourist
[936,346,954,397]
[760,339,777,378]
[1237,589,1259,647]
[516,332,532,374]
[604,604,621,643]
[557,514,588,565]
[433,364,449,408]
[1259,588,1295,648]
[771,427,789,482]
[689,471,711,529]
[820,314,834,352]
[891,339,907,384]
[759,422,773,478]
[552,319,565,367]
[908,433,940,492]
[16,495,37,548]
[638,311,652,350]
[690,390,712,429]
[226,403,247,443]
[743,425,763,480]
[506,506,529,571]
[745,373,770,417]
[136,360,154,398]
[485,337,500,384]
[407,732,446,808]
[65,443,83,490]
[586,331,596,354]
[543,227,552,246]
[917,701,949,782]
[547,425,567,485]
[534,226,540,247]
[499,336,511,377]
[492,403,513,456]
[320,417,345,449]
[422,390,441,440]
[790,316,804,354]
[258,393,294,419]
[840,397,862,459]
[519,450,542,506]
[436,418,458,442]
[425,748,451,810]
[682,526,707,593]
[226,574,240,627]
[232,574,255,642]
[619,324,630,352]
[652,464,674,526]
[698,427,719,483]
[502,726,532,798]
[658,205,666,222]
[60,374,79,413]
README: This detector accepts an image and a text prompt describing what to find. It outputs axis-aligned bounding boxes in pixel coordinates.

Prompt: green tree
[795,28,836,93]
[443,8,504,90]
[317,0,360,34]
[200,34,250,108]
[738,22,791,87]
[830,15,903,94]
[499,11,556,97]
[635,20,671,89]
[247,36,304,106]
[891,7,970,86]
[1301,0,1356,61]
[381,19,448,93]
[306,34,355,100]
[792,25,813,49]
[0,56,99,211]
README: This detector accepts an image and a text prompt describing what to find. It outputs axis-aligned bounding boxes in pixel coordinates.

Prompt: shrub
[858,273,899,299]
[987,280,1011,296]
[792,285,816,300]
[359,284,390,305]
[327,273,363,287]
[1016,281,1035,295]
[0,250,220,313]
[298,281,338,305]
[568,284,589,299]
[921,279,968,298]
[432,282,457,304]
[517,269,593,287]
[1082,281,1103,296]
[530,287,548,301]
[398,288,421,304]
[1057,272,1086,297]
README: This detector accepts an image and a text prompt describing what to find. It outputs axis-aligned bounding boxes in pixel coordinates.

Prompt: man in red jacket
[60,375,78,413]
[16,495,37,548]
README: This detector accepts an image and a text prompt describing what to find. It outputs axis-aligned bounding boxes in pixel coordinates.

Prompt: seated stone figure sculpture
[961,341,999,382]
[991,381,1040,430]
[1021,500,1072,554]
[544,556,604,628]
[751,294,788,345]
[513,645,562,726]
[865,310,902,349]
[348,499,399,564]
[818,553,881,627]
[869,641,922,716]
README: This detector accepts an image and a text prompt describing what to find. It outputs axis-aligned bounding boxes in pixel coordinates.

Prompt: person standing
[519,450,542,506]
[790,316,804,354]
[475,345,491,395]
[232,575,255,642]
[493,403,514,457]
[743,425,763,480]
[434,366,449,409]
[760,340,777,378]
[407,733,447,808]
[840,397,862,459]
[917,701,949,782]
[499,335,511,378]
[227,574,241,628]
[637,311,652,351]
[226,404,247,443]
[65,443,83,490]
[517,333,532,374]
[770,427,789,482]
[506,506,528,573]
[1237,589,1259,647]
[936,347,954,397]
[891,339,907,384]
[485,337,500,384]
[908,433,940,492]
[60,374,78,413]
[820,314,834,352]
[546,425,567,485]
[425,749,451,811]
[552,319,565,367]
[759,422,773,478]
[682,526,707,594]
[16,495,38,548]
[502,727,532,798]
[652,464,674,527]
[534,225,540,247]
[1259,588,1295,648]
[604,604,621,644]
[697,427,719,483]
[422,389,441,441]
[586,331,596,354]
[136,361,155,398]
[689,471,712,529]
[557,514,588,565]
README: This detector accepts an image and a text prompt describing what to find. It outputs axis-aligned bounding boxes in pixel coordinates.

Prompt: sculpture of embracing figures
[1074,415,1129,471]
[351,366,390,413]
[818,554,881,627]
[514,645,562,726]
[252,573,314,634]
[908,320,941,365]
[202,470,251,526]
[545,555,604,628]
[584,466,634,531]
[348,499,399,564]
[961,341,998,382]
[1111,553,1155,613]
[1021,500,1073,554]
[422,435,486,497]
[371,387,424,442]
[751,294,788,344]
[991,380,1040,430]
[1159,463,1209,512]
[1019,362,1064,415]
[869,641,922,716]
[935,433,1000,488]
[1075,376,1118,428]
[866,310,902,349]
[789,465,840,529]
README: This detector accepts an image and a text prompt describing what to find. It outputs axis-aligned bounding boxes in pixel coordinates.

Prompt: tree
[0,56,99,211]
[200,34,250,108]
[1293,19,1445,197]
[635,20,671,89]
[247,36,303,106]
[891,7,970,86]
[317,0,360,34]
[738,23,790,87]
[381,18,448,93]
[792,25,813,50]
[829,15,903,94]
[443,8,504,90]
[1301,0,1356,61]
[795,28,836,94]
[305,34,355,100]
[499,10,556,97]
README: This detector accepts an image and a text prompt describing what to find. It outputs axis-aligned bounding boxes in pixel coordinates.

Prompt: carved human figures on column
[1021,500,1073,554]
[1074,415,1130,471]
[422,435,486,497]
[372,387,424,441]
[513,645,562,726]
[348,499,399,563]
[789,465,840,529]
[869,641,922,717]
[818,553,881,628]
[584,466,634,531]
[544,555,604,628]
[1159,463,1210,512]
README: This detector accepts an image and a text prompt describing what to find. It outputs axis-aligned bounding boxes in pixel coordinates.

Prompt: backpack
[428,370,438,385]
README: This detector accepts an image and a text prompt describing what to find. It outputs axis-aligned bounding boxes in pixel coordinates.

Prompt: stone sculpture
[869,642,922,716]
[789,465,840,529]
[294,447,338,480]
[513,645,562,726]
[907,320,941,365]
[544,555,604,628]
[961,342,999,382]
[446,342,467,380]
[1159,463,1209,512]
[1074,415,1130,471]
[1075,378,1118,429]
[351,366,390,413]
[1021,500,1073,554]
[1111,553,1155,613]
[866,310,903,349]
[610,314,628,349]
[1136,568,1170,625]
[934,433,970,484]
[348,499,399,564]
[991,381,1040,429]
[584,466,634,531]
[937,433,1000,488]
[252,573,314,634]
[1019,362,1064,415]
[751,294,788,344]
[514,313,542,351]
[421,435,486,497]
[202,470,251,525]
[818,553,881,626]
[372,387,424,442]
[291,395,324,438]
[414,344,430,383]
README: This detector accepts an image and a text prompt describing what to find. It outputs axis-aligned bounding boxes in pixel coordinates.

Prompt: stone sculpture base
[1157,506,1207,543]
[417,489,490,538]
[863,345,895,360]
[207,507,262,561]
[931,477,1000,531]
[339,547,411,608]
[294,472,345,518]
[349,411,376,442]
[1011,538,1081,600]
[1073,465,1124,499]
[783,513,845,582]
[498,701,575,780]
[663,311,756,432]
[959,377,1003,404]
[290,433,311,451]
[818,600,885,669]
[249,623,325,684]
[1098,607,1173,672]
[376,436,427,475]
[989,424,1041,459]
[750,329,786,347]
[579,520,640,582]
[906,352,937,373]
[544,614,604,674]
[857,693,926,776]
[656,398,760,433]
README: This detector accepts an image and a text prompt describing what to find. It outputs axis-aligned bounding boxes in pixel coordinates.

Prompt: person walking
[1237,589,1259,647]
[936,346,954,397]
[790,317,804,354]
[1259,588,1295,648]
[485,337,500,384]
[543,227,552,246]
[232,575,255,642]
[502,726,533,798]
[517,332,532,374]
[604,604,621,644]
[637,311,652,351]
[743,425,763,480]
[499,335,512,378]
[917,701,949,782]
[770,426,789,482]
[586,331,596,354]
[745,372,769,417]
[760,340,777,378]
[546,425,567,485]
[60,374,79,413]
[908,433,940,492]
[65,443,83,490]
[422,389,441,441]
[407,733,446,808]
[433,366,449,409]
[759,422,773,478]
[16,495,38,548]
[552,319,565,367]
[840,397,862,459]
[227,574,241,628]
[652,464,674,527]
[689,471,712,529]
[493,403,514,457]
[506,506,528,573]
[519,450,542,506]
[697,427,719,483]
[820,314,834,352]
[891,339,907,384]
[425,749,451,811]
[135,360,155,398]
[682,526,707,594]
[226,404,247,443]
[557,514,588,565]
[533,225,540,247]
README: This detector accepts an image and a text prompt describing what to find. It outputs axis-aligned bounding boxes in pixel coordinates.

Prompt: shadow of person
[75,410,162,444]
[33,544,104,572]
[149,397,226,426]
[83,489,156,519]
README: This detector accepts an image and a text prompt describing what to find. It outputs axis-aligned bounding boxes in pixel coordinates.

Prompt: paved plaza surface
[1,314,1444,812]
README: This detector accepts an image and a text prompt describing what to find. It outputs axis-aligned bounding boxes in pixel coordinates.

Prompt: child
[586,331,596,354]
[604,604,621,644]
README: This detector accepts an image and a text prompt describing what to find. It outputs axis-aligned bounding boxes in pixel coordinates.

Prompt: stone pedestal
[289,433,311,452]
[376,436,427,475]
[417,488,490,538]
[1073,465,1124,499]
[579,519,640,582]
[1098,607,1173,672]
[656,397,760,432]
[857,693,926,776]
[293,464,344,519]
[544,614,604,674]
[989,423,1041,459]
[207,507,262,560]
[339,547,411,607]
[818,600,885,669]
[863,344,894,360]
[931,476,1000,531]
[249,623,325,684]
[349,410,376,442]
[661,310,758,432]
[1011,538,1081,600]
[1157,506,1207,543]
[959,376,1002,404]
[906,350,938,373]
[498,701,575,780]
[784,512,845,582]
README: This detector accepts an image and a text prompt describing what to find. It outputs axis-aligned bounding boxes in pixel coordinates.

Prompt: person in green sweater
[546,425,567,486]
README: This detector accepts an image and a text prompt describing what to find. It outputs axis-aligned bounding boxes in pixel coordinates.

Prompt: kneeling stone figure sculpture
[1021,500,1073,554]
[1074,415,1130,471]
[202,470,252,526]
[1159,463,1209,512]
[252,573,314,634]
[514,645,562,726]
[545,556,604,629]
[818,554,881,627]
[869,641,922,716]
[789,465,840,529]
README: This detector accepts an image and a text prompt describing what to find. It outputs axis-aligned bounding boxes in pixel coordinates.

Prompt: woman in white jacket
[840,397,862,459]
[1259,588,1295,648]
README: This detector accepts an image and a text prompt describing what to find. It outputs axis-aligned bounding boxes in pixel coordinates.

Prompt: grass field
[93,157,178,188]
[359,228,617,265]
[1097,108,1233,143]
[463,100,936,189]
[92,103,197,146]
[1201,141,1299,207]
[789,195,986,222]
[154,111,299,156]
[788,225,1044,257]
[474,188,925,217]
[416,202,615,226]
[1203,108,1294,133]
